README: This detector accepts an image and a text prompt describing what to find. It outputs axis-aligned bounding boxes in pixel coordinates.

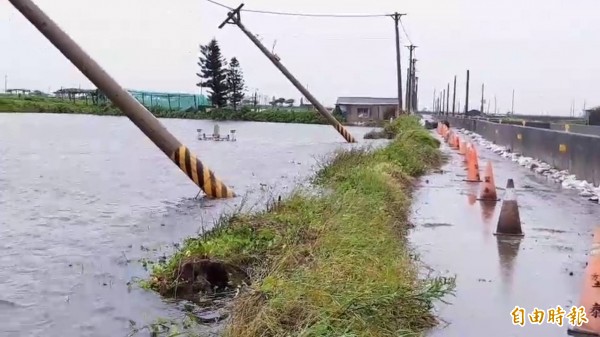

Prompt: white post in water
[213,124,220,139]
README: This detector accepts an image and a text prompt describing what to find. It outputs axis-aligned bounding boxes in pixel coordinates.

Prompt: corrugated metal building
[335,97,398,124]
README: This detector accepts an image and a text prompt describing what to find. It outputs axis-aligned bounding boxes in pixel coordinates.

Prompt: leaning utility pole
[480,83,485,115]
[452,75,457,116]
[392,12,406,116]
[219,4,356,143]
[8,0,235,199]
[465,70,470,114]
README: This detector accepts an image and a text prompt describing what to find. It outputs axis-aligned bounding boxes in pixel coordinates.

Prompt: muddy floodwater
[0,113,383,337]
[411,131,600,337]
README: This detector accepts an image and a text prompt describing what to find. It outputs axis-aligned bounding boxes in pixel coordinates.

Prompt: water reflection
[466,184,478,206]
[496,237,522,295]
[480,200,498,223]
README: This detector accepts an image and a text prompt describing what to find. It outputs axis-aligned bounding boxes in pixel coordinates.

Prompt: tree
[197,39,228,108]
[285,98,295,107]
[226,57,245,111]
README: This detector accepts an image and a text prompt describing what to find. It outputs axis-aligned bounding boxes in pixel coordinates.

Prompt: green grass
[0,95,346,125]
[144,115,453,337]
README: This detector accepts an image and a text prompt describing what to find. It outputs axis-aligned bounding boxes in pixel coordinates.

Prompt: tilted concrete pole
[219,4,356,143]
[9,0,235,198]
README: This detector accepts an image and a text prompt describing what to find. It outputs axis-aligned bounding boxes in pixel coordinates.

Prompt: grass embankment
[146,116,453,336]
[0,96,345,125]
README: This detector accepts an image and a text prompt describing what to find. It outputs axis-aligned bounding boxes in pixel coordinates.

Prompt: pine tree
[226,57,245,111]
[196,39,228,108]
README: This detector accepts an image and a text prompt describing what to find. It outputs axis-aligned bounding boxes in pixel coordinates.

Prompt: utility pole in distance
[405,45,417,113]
[392,12,406,116]
[414,76,419,112]
[442,89,446,116]
[219,4,356,143]
[410,57,417,112]
[511,89,515,115]
[446,82,450,114]
[480,83,485,115]
[465,69,470,114]
[452,75,457,116]
[494,95,497,115]
[432,88,436,113]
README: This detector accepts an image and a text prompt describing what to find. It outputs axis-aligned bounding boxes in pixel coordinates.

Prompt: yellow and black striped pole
[171,146,235,198]
[219,4,356,143]
[10,0,235,199]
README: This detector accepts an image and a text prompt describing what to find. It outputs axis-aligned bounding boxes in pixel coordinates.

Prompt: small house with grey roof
[335,97,398,124]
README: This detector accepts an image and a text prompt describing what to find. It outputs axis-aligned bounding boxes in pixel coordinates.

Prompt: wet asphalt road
[410,129,600,337]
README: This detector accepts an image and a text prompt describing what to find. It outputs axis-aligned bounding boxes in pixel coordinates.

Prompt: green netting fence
[128,90,210,111]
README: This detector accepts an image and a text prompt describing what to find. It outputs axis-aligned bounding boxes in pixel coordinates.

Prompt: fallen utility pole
[8,0,235,199]
[392,12,406,116]
[220,4,355,143]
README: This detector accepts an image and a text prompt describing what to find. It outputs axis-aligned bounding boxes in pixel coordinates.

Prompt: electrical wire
[399,17,413,45]
[205,0,392,18]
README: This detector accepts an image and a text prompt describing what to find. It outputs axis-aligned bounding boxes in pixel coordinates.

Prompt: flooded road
[0,113,383,337]
[410,129,600,337]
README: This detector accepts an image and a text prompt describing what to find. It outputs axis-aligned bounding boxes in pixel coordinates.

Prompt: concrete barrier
[444,116,600,186]
[550,123,600,137]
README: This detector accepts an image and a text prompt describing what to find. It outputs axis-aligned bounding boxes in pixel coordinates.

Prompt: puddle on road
[532,228,568,234]
[410,136,600,337]
[422,223,453,228]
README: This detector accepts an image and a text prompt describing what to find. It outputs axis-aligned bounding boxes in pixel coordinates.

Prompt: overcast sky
[1,0,598,115]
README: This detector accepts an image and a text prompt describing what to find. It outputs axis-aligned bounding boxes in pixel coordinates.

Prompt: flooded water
[411,131,600,337]
[0,113,383,337]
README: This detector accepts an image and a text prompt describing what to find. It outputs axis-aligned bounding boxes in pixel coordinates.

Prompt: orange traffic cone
[471,143,480,160]
[478,161,499,201]
[452,135,460,149]
[463,143,471,166]
[465,148,482,182]
[494,179,523,236]
[568,228,600,336]
[459,140,467,155]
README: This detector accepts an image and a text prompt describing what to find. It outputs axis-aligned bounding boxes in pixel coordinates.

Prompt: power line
[399,17,413,45]
[205,0,392,18]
